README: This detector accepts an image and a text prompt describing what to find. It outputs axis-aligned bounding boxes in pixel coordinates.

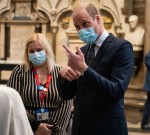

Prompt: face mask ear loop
[93,18,99,43]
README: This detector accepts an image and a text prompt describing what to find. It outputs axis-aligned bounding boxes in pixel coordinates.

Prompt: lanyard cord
[33,68,52,107]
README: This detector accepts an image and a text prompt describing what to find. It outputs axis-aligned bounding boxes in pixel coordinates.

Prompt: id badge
[36,108,49,121]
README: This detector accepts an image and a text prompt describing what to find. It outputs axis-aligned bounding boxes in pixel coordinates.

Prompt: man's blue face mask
[28,50,47,66]
[78,26,98,45]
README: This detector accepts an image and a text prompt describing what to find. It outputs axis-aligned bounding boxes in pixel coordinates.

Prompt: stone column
[42,23,47,36]
[51,26,58,56]
[144,0,150,54]
[0,23,5,59]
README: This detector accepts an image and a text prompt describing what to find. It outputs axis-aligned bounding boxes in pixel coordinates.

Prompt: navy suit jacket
[144,52,150,92]
[58,33,134,135]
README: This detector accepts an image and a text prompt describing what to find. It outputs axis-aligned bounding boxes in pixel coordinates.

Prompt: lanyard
[33,68,52,107]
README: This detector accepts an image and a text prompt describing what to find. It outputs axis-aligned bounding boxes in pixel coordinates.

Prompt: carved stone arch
[100,8,117,36]
[0,0,14,59]
[55,9,73,66]
[32,2,50,22]
[100,8,118,26]
[99,0,121,26]
[35,0,72,55]
[0,0,15,21]
[57,10,72,30]
[0,0,11,15]
[0,0,51,60]
[35,0,72,26]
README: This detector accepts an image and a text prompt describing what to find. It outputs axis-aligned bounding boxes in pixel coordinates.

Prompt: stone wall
[0,0,126,66]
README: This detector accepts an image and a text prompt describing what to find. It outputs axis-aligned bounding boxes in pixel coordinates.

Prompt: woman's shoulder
[53,64,62,70]
[12,64,27,74]
[50,64,62,75]
[13,64,24,70]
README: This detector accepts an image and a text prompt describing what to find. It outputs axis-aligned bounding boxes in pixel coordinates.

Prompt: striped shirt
[7,64,72,135]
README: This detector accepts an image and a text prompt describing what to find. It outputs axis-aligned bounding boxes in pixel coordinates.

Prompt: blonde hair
[23,33,55,72]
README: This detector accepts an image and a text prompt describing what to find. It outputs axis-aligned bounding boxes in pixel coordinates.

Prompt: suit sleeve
[79,42,134,101]
[57,75,77,100]
[145,52,150,69]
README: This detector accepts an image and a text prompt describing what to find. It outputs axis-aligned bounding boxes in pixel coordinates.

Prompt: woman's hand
[34,123,53,135]
[59,66,81,81]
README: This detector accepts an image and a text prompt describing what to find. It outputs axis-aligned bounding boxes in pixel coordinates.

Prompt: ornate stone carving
[36,0,71,24]
[0,0,11,15]
[15,2,31,19]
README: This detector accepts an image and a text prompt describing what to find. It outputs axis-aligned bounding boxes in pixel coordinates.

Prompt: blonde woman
[7,33,76,135]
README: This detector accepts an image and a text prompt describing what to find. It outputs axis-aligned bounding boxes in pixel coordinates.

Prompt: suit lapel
[80,33,114,69]
[81,44,90,62]
[90,33,114,68]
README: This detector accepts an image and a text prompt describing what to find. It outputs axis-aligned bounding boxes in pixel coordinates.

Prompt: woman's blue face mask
[28,50,47,66]
[78,26,98,45]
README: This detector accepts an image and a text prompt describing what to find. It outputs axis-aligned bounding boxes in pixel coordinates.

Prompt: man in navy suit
[141,52,150,130]
[58,2,134,135]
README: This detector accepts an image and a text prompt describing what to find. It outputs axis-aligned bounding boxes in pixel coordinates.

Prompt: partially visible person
[58,2,134,135]
[0,86,33,135]
[7,33,73,135]
[141,51,150,130]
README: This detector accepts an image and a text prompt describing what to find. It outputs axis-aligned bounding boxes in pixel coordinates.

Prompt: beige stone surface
[128,122,150,135]
[0,0,11,15]
[9,25,35,60]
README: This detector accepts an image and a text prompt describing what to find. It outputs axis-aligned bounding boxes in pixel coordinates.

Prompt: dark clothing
[142,92,150,125]
[58,33,134,135]
[144,52,150,92]
[141,52,150,125]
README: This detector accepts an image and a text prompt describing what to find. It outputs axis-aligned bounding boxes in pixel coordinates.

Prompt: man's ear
[95,15,100,23]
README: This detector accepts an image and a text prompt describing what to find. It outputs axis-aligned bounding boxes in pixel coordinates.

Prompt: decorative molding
[100,0,120,25]
[0,0,11,15]
[36,0,71,25]
[15,2,31,18]
[0,1,49,22]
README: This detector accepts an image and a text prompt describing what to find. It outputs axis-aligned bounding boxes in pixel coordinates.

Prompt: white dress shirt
[94,30,109,55]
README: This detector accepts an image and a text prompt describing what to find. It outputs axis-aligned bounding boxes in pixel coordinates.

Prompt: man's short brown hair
[86,3,98,20]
